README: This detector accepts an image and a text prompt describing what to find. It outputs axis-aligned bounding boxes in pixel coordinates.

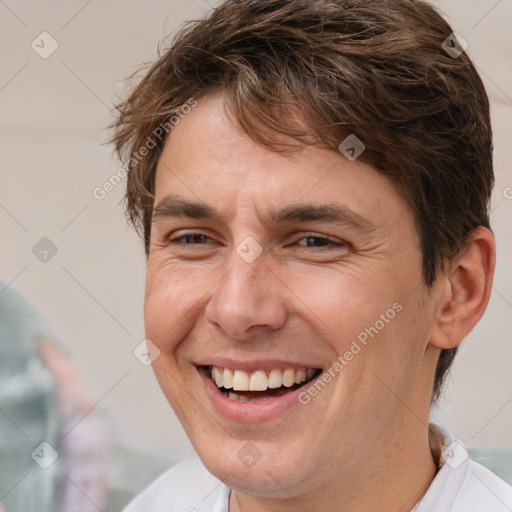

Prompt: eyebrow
[152,194,378,234]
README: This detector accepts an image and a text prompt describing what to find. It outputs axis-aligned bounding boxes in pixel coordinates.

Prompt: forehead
[153,94,412,232]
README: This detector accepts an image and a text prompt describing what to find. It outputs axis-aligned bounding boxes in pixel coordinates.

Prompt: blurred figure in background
[0,278,111,512]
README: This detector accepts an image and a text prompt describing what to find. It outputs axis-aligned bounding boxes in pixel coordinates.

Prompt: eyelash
[168,231,346,249]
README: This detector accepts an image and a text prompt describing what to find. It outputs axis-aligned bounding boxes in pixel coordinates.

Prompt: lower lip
[200,369,317,423]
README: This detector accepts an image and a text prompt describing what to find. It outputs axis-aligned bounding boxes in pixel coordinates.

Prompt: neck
[230,422,437,512]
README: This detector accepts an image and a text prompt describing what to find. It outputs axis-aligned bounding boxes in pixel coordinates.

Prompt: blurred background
[0,0,511,510]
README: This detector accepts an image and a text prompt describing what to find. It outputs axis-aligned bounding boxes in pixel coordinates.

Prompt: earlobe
[430,227,495,350]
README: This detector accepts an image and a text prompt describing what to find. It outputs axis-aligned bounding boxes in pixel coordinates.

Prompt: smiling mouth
[203,365,322,402]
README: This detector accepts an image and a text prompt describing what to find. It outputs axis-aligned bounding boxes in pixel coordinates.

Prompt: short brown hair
[110,0,494,403]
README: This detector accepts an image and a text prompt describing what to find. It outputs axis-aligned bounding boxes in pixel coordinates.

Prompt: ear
[429,227,495,350]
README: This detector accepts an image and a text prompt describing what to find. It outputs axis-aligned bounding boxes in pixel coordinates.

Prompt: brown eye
[170,233,211,244]
[295,234,346,248]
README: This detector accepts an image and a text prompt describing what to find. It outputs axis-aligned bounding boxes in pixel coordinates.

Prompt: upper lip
[196,357,323,373]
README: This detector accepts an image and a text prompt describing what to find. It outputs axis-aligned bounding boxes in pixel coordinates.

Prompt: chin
[194,435,314,499]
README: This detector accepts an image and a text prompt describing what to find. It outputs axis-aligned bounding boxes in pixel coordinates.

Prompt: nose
[204,248,288,340]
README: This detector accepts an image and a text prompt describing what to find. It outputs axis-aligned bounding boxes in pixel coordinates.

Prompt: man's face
[145,93,441,497]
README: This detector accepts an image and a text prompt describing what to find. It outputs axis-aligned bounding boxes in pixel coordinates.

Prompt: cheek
[288,266,396,351]
[144,261,206,354]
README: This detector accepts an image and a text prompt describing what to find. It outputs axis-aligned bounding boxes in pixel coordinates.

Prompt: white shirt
[123,424,512,512]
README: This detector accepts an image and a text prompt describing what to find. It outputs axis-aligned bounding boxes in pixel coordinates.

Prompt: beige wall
[1,0,510,458]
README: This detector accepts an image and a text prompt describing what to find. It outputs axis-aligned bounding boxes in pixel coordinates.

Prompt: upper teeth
[210,366,316,391]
